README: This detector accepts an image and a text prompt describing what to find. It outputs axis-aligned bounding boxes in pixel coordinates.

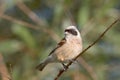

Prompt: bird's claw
[62,63,68,71]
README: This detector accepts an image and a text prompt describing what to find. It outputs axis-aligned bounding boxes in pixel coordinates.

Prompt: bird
[36,26,83,71]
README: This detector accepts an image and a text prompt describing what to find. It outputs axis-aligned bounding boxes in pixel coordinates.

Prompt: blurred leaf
[11,24,36,49]
[0,40,22,54]
[53,0,64,26]
[12,66,21,80]
[78,1,90,26]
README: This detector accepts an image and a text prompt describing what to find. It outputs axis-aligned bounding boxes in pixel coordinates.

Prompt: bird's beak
[64,31,68,35]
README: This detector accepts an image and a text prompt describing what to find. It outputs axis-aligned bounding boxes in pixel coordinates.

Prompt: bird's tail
[36,62,47,71]
[36,56,53,71]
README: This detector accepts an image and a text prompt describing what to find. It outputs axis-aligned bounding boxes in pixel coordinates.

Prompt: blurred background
[0,0,120,80]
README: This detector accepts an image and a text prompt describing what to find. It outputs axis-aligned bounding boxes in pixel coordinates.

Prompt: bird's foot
[62,63,68,71]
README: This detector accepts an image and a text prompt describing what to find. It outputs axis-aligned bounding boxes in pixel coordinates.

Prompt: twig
[0,53,11,80]
[63,8,76,26]
[54,19,119,80]
[0,2,11,80]
[0,14,39,30]
[0,0,6,15]
[77,57,98,80]
[81,18,95,37]
[16,0,47,27]
[0,14,60,41]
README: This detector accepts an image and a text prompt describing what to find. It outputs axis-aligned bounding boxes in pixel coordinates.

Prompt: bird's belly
[54,44,81,62]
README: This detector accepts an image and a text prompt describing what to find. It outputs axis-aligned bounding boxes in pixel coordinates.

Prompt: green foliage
[0,40,22,54]
[12,24,37,49]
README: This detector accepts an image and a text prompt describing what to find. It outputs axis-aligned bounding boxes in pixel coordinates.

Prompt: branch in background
[0,53,11,80]
[16,0,47,27]
[0,14,38,30]
[54,19,119,80]
[77,57,98,80]
[0,14,60,42]
[63,7,76,26]
[0,0,6,16]
[0,2,11,80]
[81,18,95,37]
[16,1,60,41]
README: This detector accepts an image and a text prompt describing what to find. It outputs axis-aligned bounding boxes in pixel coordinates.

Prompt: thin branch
[77,57,98,80]
[63,8,76,26]
[0,0,6,15]
[0,2,11,80]
[0,14,60,41]
[54,19,119,80]
[81,18,95,37]
[0,14,38,30]
[16,0,47,27]
[0,53,11,80]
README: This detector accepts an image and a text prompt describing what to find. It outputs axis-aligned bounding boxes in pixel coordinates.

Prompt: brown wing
[48,38,66,56]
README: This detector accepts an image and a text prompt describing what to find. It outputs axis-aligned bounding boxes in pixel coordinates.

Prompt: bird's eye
[65,29,70,32]
[65,29,77,36]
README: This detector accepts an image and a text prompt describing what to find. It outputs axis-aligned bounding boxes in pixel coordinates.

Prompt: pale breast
[54,38,82,62]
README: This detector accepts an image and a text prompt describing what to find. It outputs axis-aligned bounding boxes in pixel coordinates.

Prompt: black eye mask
[65,29,78,36]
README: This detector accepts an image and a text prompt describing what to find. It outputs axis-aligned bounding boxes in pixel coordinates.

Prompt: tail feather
[36,62,47,71]
[36,56,53,71]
